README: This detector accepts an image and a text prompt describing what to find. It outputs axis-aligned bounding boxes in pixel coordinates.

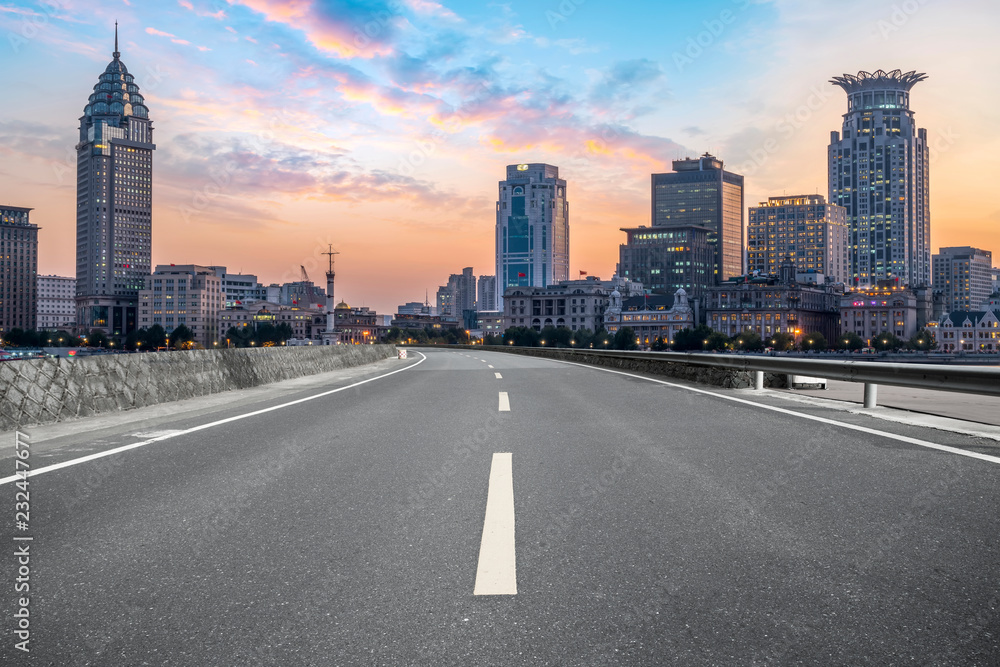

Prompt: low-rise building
[210,267,268,308]
[503,276,641,332]
[334,301,387,344]
[139,265,224,348]
[476,311,504,337]
[218,301,325,342]
[397,301,434,316]
[391,312,447,332]
[936,309,1000,353]
[706,274,841,340]
[604,288,695,345]
[36,275,76,331]
[839,282,919,343]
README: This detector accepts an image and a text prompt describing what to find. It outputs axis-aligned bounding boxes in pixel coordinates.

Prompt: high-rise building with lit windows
[828,69,930,288]
[75,25,155,336]
[495,164,569,308]
[933,246,993,313]
[650,153,744,284]
[0,206,38,333]
[747,194,849,283]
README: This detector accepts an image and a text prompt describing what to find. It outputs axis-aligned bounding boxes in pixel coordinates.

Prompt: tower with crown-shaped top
[75,23,156,336]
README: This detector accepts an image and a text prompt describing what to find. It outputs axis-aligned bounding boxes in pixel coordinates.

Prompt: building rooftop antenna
[322,244,340,274]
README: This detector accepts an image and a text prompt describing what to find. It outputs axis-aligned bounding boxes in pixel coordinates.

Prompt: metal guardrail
[415,345,1000,408]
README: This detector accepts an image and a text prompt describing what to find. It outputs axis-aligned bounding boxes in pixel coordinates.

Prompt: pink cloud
[231,0,395,58]
[145,26,192,46]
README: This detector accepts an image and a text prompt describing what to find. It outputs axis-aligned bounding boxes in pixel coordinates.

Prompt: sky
[1,0,999,314]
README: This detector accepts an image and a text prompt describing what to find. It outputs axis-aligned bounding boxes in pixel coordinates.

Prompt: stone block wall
[0,345,396,430]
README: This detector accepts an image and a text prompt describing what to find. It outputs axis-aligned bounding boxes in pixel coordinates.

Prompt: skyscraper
[75,25,155,336]
[829,69,930,288]
[0,206,38,333]
[747,195,849,283]
[495,163,569,307]
[650,154,744,283]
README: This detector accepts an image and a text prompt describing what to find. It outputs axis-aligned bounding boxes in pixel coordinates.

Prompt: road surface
[1,349,998,665]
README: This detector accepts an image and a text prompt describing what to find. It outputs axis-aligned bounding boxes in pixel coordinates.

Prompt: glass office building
[495,164,569,308]
[650,154,744,284]
[618,225,714,299]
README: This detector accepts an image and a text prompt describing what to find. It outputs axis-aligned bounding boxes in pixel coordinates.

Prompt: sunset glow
[2,0,998,314]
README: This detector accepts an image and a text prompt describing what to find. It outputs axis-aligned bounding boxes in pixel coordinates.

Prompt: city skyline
[1,0,999,315]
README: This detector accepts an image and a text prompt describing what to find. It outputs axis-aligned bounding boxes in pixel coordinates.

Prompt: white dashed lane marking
[473,452,517,596]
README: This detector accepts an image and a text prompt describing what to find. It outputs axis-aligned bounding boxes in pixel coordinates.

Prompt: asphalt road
[2,348,999,666]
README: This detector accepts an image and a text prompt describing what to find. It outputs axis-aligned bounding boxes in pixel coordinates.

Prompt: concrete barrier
[429,346,789,390]
[0,345,396,430]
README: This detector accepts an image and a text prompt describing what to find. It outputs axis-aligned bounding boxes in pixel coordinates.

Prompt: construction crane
[300,265,310,282]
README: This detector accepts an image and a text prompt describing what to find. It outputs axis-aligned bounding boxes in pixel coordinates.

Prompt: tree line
[459,325,937,353]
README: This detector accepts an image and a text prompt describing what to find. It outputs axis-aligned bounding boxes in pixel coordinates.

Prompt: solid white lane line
[543,357,1000,466]
[474,452,517,595]
[495,373,503,379]
[498,392,511,412]
[0,352,429,486]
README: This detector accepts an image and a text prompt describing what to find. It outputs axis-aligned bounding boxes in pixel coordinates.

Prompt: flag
[579,270,588,276]
[517,272,526,277]
[235,300,242,305]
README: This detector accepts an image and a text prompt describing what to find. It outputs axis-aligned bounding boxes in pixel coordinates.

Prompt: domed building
[333,300,387,344]
[76,24,156,337]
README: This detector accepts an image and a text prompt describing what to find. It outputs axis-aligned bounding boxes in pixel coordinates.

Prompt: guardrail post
[754,370,764,391]
[863,383,877,408]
